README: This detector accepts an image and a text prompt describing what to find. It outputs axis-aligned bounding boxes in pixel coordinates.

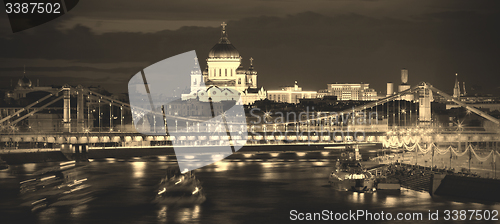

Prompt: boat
[328,145,376,192]
[153,169,206,205]
[19,161,93,211]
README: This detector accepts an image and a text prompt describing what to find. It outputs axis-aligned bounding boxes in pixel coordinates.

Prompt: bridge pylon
[418,82,433,125]
[76,85,85,132]
[62,85,71,133]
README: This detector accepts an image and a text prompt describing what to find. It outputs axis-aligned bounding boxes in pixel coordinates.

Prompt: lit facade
[267,81,317,104]
[326,83,378,101]
[182,22,266,105]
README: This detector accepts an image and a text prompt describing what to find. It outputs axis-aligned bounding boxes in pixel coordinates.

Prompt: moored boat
[328,145,376,192]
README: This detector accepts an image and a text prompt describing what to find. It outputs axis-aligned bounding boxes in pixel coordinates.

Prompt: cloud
[1,9,499,96]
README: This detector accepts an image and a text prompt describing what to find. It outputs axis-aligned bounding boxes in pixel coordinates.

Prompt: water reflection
[23,163,36,173]
[131,162,146,179]
[178,205,201,222]
[38,207,57,223]
[70,204,88,218]
[384,196,398,207]
[157,205,168,222]
[347,191,366,204]
[1,152,499,224]
[213,161,231,172]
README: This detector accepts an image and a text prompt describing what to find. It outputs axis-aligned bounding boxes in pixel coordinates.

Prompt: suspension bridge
[1,82,500,171]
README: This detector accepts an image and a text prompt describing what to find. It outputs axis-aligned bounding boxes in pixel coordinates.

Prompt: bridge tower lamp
[402,109,407,127]
[449,147,452,171]
[410,99,413,127]
[120,106,123,132]
[494,152,496,179]
[415,139,418,166]
[98,97,101,133]
[341,113,345,131]
[87,95,91,131]
[431,146,434,171]
[469,147,472,173]
[109,102,113,132]
[392,98,396,128]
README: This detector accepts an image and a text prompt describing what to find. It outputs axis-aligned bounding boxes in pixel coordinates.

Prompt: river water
[0,153,499,224]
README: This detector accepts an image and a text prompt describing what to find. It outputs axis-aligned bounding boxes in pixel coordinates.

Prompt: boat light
[158,187,166,195]
[40,175,56,181]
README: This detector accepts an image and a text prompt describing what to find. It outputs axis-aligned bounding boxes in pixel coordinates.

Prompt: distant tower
[398,69,412,101]
[190,56,204,93]
[386,82,394,97]
[453,73,461,99]
[462,82,467,96]
[401,69,408,84]
[62,85,71,132]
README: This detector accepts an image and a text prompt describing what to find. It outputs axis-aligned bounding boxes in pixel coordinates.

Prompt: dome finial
[221,22,227,36]
[208,22,239,58]
[249,57,254,66]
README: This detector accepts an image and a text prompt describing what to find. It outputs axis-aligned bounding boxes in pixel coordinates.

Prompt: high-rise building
[462,81,467,97]
[386,82,394,97]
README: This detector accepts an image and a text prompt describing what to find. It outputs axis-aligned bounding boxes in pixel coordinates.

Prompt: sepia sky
[0,0,499,95]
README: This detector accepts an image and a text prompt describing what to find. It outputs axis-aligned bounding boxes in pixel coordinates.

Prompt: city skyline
[1,1,499,96]
[2,2,500,222]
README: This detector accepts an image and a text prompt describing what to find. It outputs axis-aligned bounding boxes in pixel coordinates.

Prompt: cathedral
[181,22,266,105]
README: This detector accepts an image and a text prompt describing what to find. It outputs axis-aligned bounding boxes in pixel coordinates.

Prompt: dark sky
[1,0,499,95]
